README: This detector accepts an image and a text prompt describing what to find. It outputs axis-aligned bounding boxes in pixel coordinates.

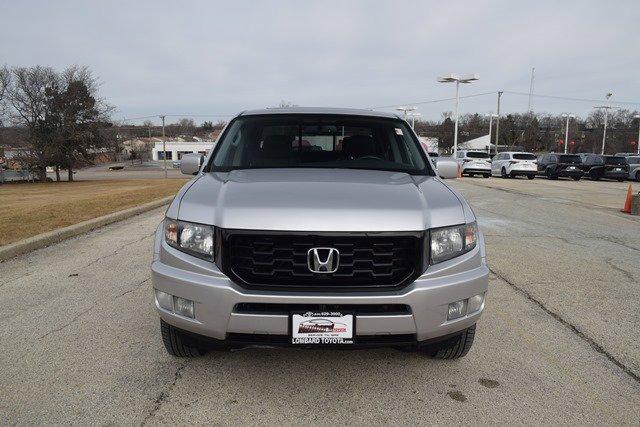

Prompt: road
[0,177,639,424]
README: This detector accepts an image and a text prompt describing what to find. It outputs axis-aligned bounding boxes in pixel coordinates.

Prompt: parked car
[537,153,583,180]
[455,150,491,178]
[624,156,640,181]
[491,151,537,179]
[152,107,488,359]
[581,154,629,182]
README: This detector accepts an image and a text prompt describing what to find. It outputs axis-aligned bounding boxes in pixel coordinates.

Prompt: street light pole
[562,113,574,154]
[407,111,421,130]
[495,91,502,148]
[160,115,167,178]
[453,80,460,157]
[594,93,615,155]
[635,114,640,155]
[437,74,479,157]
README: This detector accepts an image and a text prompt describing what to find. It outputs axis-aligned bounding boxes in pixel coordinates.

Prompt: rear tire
[617,178,625,182]
[161,319,207,357]
[483,173,490,178]
[527,175,535,180]
[419,324,476,359]
[572,176,581,181]
[635,171,640,182]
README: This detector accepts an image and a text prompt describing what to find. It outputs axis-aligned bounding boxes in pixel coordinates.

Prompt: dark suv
[581,154,629,182]
[537,153,583,180]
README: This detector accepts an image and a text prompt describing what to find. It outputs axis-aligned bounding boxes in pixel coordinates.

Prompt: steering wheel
[357,155,383,161]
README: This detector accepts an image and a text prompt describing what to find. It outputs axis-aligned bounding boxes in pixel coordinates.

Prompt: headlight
[164,218,214,260]
[430,222,477,264]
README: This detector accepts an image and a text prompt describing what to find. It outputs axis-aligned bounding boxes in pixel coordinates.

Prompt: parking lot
[0,177,638,424]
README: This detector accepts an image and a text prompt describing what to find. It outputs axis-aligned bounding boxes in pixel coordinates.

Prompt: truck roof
[238,107,400,119]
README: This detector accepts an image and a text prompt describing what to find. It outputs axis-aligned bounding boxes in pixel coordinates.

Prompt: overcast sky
[2,0,639,124]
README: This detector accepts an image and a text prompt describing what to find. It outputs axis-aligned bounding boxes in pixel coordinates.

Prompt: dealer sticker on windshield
[291,312,354,344]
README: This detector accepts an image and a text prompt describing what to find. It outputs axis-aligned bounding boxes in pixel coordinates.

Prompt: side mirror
[180,153,204,175]
[436,158,459,179]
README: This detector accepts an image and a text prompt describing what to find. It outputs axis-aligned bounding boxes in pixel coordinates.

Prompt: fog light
[155,290,174,311]
[468,293,484,314]
[447,300,467,320]
[174,296,195,318]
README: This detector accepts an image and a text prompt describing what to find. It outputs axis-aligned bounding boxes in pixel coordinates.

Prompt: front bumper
[151,226,489,343]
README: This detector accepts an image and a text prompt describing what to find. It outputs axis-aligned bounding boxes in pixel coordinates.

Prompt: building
[151,139,215,161]
[458,135,494,152]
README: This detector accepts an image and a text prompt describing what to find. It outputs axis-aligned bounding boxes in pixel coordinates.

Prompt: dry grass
[0,179,188,246]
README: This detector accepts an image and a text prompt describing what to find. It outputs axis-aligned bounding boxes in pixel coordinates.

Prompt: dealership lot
[0,178,638,424]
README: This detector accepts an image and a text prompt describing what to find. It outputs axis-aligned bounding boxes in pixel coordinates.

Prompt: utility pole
[486,113,497,154]
[160,115,167,178]
[395,106,415,122]
[495,91,503,149]
[528,67,535,112]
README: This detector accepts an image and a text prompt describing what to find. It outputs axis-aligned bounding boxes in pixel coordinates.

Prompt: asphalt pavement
[0,177,639,424]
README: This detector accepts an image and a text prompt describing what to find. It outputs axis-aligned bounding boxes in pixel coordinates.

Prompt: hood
[176,168,465,232]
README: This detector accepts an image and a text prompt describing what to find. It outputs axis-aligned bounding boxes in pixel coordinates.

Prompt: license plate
[568,166,576,170]
[615,168,622,172]
[291,312,354,345]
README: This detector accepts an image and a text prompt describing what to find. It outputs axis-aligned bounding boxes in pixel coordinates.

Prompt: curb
[0,196,174,262]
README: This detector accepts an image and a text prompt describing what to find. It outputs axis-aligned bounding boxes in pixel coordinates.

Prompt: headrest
[342,135,376,159]
[262,135,293,155]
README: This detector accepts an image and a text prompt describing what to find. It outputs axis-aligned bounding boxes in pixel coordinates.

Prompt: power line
[503,91,640,106]
[372,92,496,109]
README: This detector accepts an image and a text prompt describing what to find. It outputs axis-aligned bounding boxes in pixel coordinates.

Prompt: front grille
[220,230,424,291]
[234,303,412,315]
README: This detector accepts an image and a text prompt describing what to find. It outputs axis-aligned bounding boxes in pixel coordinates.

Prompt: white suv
[455,150,491,178]
[491,151,537,179]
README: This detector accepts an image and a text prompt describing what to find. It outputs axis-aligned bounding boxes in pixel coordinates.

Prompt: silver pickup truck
[151,107,488,358]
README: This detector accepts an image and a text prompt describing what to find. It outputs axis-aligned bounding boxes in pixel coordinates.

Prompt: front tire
[617,178,625,182]
[546,169,558,180]
[161,319,207,357]
[572,176,581,181]
[483,173,490,178]
[527,175,535,180]
[635,171,640,182]
[501,167,508,178]
[419,324,476,359]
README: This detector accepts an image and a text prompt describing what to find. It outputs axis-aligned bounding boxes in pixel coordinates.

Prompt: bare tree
[6,66,58,180]
[0,65,10,126]
[43,66,113,181]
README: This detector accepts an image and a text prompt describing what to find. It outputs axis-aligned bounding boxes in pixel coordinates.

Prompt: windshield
[605,156,626,165]
[513,153,537,160]
[559,155,581,163]
[209,115,431,175]
[466,152,490,159]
